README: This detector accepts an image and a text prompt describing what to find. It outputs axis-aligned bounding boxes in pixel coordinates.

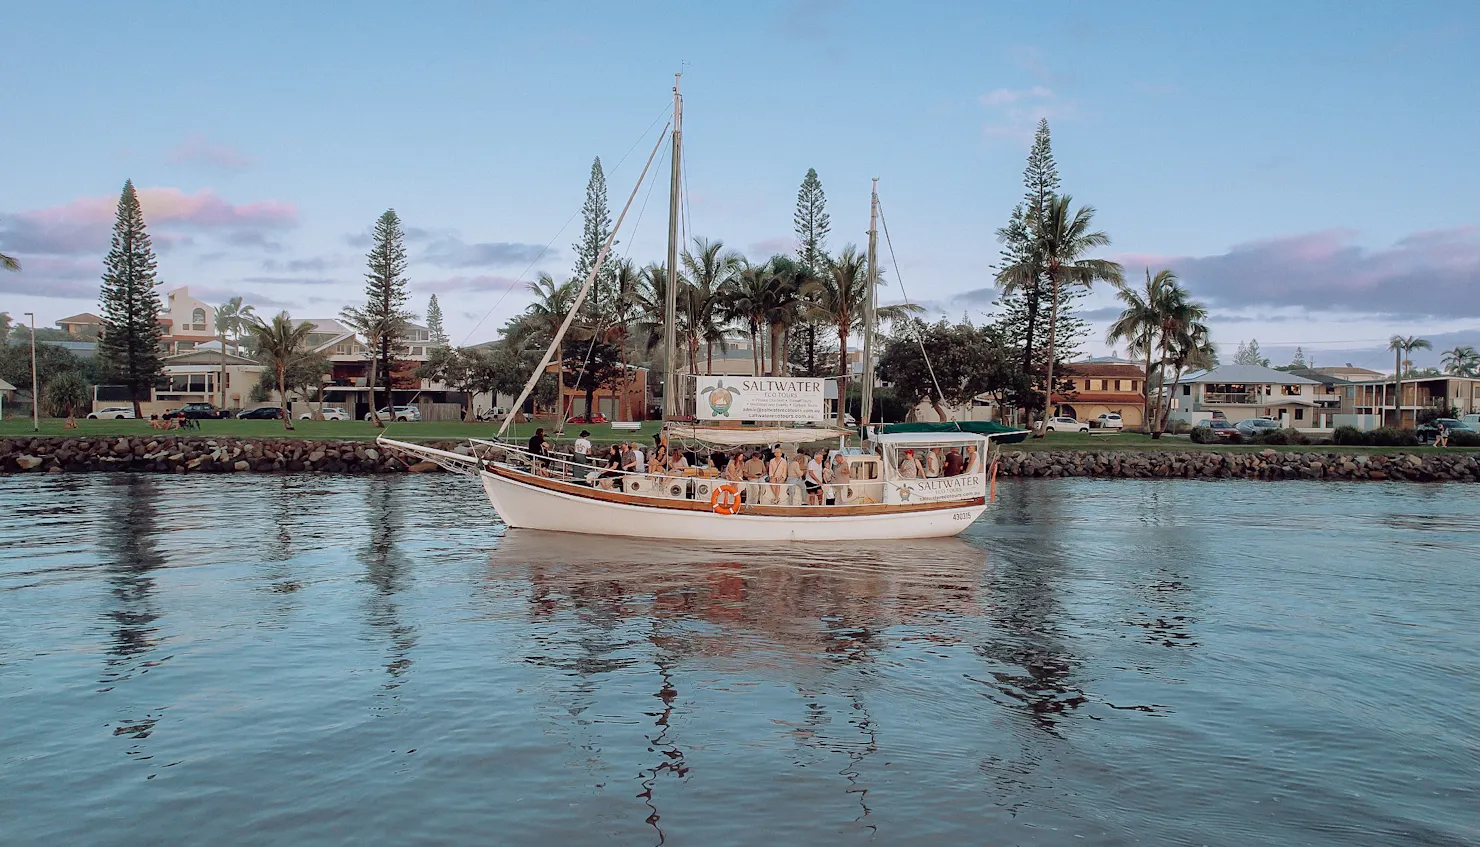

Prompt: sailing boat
[380,76,1026,541]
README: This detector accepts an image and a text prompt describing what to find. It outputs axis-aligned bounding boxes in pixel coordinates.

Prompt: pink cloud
[168,134,256,173]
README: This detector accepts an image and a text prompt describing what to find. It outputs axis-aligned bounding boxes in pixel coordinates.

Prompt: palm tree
[213,297,256,411]
[802,246,921,426]
[1387,334,1432,426]
[761,256,807,376]
[722,261,772,377]
[510,273,581,423]
[605,259,643,419]
[1000,195,1124,435]
[1148,283,1207,435]
[681,238,742,375]
[1157,320,1215,432]
[1107,268,1176,433]
[1,253,19,272]
[1440,345,1480,377]
[246,311,315,431]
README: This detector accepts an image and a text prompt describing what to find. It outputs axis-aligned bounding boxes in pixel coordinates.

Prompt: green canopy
[877,421,1030,443]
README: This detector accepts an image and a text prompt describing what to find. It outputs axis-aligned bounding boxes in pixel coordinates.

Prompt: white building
[1169,364,1330,427]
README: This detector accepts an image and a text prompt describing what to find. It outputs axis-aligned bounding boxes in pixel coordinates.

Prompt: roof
[1063,362,1145,378]
[163,349,260,366]
[1175,364,1320,385]
[56,312,102,325]
[0,377,16,391]
[1285,367,1351,386]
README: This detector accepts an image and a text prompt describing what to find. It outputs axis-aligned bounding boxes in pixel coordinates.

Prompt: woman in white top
[804,451,825,505]
[925,447,943,478]
[965,444,982,474]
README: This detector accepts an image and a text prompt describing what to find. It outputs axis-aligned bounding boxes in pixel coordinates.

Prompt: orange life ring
[710,483,742,515]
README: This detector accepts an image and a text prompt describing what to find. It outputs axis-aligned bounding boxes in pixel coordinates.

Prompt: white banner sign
[696,377,826,421]
[886,473,986,504]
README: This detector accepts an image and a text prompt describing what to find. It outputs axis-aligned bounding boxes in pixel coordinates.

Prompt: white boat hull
[479,469,985,542]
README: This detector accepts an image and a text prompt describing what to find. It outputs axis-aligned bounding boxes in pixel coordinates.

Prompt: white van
[1461,414,1480,430]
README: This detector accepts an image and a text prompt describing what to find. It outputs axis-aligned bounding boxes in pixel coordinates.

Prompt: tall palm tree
[1107,267,1176,433]
[1000,195,1124,435]
[606,259,643,419]
[761,256,807,376]
[1157,320,1215,432]
[1387,334,1432,425]
[802,246,921,426]
[213,296,256,411]
[1,253,19,272]
[682,238,742,375]
[1148,283,1207,435]
[722,261,772,377]
[1440,345,1480,377]
[246,311,315,431]
[510,273,581,423]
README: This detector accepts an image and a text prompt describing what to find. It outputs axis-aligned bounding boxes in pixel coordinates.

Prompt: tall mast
[663,73,683,418]
[860,178,879,429]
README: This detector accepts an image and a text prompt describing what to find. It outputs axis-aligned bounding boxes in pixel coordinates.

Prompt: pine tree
[97,180,165,417]
[1290,346,1307,368]
[996,119,1061,374]
[792,167,832,375]
[341,209,414,426]
[426,294,448,346]
[572,157,616,318]
[1234,338,1270,367]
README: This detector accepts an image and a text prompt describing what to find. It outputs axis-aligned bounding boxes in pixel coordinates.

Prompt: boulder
[407,461,440,473]
[15,455,43,470]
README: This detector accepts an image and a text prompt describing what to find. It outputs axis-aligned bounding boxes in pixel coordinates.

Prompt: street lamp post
[22,312,38,432]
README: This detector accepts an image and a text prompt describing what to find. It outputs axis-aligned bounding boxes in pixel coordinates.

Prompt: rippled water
[1,475,1476,845]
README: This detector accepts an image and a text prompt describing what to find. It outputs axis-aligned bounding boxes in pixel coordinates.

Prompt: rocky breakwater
[0,436,472,475]
[998,449,1480,482]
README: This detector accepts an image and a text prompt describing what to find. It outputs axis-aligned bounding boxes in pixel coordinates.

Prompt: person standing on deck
[830,454,852,505]
[572,430,593,480]
[925,447,943,478]
[767,447,788,504]
[805,450,825,506]
[898,449,925,479]
[787,451,806,504]
[943,448,963,477]
[965,444,982,474]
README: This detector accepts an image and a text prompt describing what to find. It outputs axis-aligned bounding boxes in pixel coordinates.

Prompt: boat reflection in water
[485,531,988,841]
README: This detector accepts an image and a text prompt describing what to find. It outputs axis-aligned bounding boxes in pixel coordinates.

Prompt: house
[292,318,444,419]
[91,348,265,417]
[1169,364,1329,427]
[1346,374,1480,428]
[157,287,219,355]
[0,377,15,418]
[560,365,649,421]
[1054,360,1147,427]
[55,312,103,339]
[1285,368,1350,414]
[1312,364,1383,382]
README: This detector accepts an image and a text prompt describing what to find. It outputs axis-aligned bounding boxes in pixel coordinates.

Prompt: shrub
[1283,428,1309,445]
[1368,426,1419,447]
[1448,431,1480,448]
[1169,419,1194,435]
[1189,426,1217,444]
[1256,428,1290,445]
[1332,425,1369,446]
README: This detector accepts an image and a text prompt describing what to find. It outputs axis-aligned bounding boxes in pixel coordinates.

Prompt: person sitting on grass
[1434,423,1450,448]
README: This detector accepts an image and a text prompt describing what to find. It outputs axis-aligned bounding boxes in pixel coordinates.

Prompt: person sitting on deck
[669,450,689,473]
[591,446,623,489]
[744,451,766,481]
[632,442,647,473]
[943,448,963,477]
[723,452,745,483]
[620,442,638,475]
[898,449,925,479]
[650,442,668,476]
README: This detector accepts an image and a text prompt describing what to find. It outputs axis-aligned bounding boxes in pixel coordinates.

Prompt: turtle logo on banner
[701,379,740,417]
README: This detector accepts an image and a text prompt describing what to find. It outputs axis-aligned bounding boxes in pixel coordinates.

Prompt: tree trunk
[367,357,383,428]
[279,366,293,431]
[1393,349,1402,427]
[219,332,228,410]
[1021,282,1039,421]
[1141,331,1154,434]
[706,340,713,376]
[932,399,948,422]
[752,324,760,377]
[770,324,784,376]
[806,322,816,376]
[1036,276,1060,438]
[1160,365,1183,433]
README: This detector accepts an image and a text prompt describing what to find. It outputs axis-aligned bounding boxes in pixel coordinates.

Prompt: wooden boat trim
[486,464,984,516]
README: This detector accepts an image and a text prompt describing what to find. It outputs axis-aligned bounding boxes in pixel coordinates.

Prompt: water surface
[1,475,1475,845]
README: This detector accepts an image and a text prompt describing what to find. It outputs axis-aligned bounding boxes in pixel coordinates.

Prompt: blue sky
[4,0,1478,371]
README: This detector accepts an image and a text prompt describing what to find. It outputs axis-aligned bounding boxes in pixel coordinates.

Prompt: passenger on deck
[632,442,647,473]
[898,449,925,479]
[965,444,982,474]
[805,450,825,505]
[925,447,943,478]
[650,443,668,475]
[744,451,766,481]
[620,443,638,475]
[830,454,852,505]
[787,451,806,502]
[670,450,689,472]
[724,452,745,483]
[767,447,788,504]
[943,447,963,477]
[592,447,622,489]
[528,427,549,457]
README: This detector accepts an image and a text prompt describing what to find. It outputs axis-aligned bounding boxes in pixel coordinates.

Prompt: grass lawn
[0,417,665,444]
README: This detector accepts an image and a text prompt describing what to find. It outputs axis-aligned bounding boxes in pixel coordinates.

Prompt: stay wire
[875,197,947,412]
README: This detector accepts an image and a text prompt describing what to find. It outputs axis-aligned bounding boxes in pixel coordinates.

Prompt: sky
[4,0,1479,373]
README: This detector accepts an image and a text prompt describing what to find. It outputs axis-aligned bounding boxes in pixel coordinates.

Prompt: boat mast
[663,73,683,418]
[860,178,879,430]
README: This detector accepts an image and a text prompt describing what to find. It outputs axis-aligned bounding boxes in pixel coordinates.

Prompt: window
[1294,408,1304,421]
[1114,379,1124,391]
[1281,385,1301,396]
[1182,385,1191,396]
[191,308,207,330]
[1063,379,1077,391]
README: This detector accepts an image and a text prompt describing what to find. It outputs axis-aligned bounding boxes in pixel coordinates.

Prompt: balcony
[1202,392,1260,405]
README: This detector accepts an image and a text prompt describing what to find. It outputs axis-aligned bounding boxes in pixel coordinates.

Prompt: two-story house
[292,318,440,418]
[1169,364,1328,427]
[158,287,219,355]
[1053,359,1147,428]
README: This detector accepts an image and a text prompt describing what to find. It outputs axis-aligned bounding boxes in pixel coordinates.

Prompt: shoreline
[2,436,1477,482]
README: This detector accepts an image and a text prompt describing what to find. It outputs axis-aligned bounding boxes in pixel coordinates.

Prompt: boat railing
[482,441,876,507]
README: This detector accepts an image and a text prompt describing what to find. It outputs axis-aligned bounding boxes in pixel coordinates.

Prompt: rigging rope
[875,197,947,414]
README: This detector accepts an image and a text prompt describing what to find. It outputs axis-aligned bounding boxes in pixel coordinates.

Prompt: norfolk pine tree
[425,294,448,346]
[793,168,831,375]
[572,157,617,319]
[341,210,415,427]
[97,180,165,418]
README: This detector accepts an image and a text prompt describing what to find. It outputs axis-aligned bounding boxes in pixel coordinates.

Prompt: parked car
[568,413,609,425]
[1235,417,1282,435]
[1461,414,1480,429]
[1415,418,1475,439]
[86,406,137,420]
[175,402,233,420]
[236,406,283,420]
[1092,413,1124,430]
[1206,418,1240,439]
[364,406,422,422]
[298,407,349,421]
[476,407,508,422]
[1043,415,1089,433]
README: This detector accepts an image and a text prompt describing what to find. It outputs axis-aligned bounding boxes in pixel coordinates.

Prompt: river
[0,475,1475,845]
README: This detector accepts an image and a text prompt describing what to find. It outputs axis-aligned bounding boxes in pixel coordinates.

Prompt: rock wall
[2,437,1477,482]
[997,449,1480,482]
[0,436,467,475]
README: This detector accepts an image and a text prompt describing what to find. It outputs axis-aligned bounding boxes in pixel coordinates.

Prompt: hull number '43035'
[953,512,974,521]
